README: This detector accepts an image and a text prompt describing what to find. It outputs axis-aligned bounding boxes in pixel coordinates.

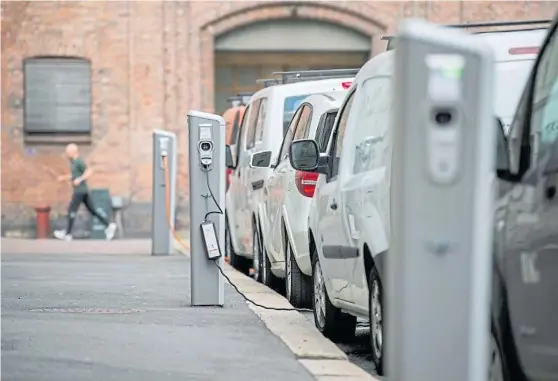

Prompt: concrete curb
[174,237,380,381]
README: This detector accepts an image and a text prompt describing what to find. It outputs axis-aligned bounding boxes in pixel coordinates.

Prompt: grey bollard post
[151,130,177,256]
[387,19,495,381]
[187,111,225,307]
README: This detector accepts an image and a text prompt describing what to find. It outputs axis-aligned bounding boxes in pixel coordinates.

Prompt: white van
[293,24,549,375]
[225,70,357,275]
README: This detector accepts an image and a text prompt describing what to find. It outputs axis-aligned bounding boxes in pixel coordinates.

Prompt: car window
[232,105,250,167]
[230,110,241,145]
[254,98,267,143]
[278,107,303,162]
[315,111,338,153]
[294,104,312,140]
[494,60,537,135]
[283,94,312,135]
[329,90,357,180]
[353,77,392,174]
[532,27,558,155]
[509,22,558,175]
[245,99,262,149]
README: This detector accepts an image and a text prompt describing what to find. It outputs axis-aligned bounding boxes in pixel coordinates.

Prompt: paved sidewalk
[1,239,316,381]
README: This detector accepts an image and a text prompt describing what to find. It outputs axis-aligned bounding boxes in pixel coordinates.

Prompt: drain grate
[30,307,144,314]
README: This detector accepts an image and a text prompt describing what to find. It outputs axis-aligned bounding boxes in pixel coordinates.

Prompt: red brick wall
[2,1,556,237]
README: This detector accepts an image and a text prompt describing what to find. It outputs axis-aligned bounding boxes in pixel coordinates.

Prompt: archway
[198,2,388,112]
[214,19,371,114]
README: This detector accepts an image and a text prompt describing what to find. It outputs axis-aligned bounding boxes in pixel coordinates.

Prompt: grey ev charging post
[152,130,177,256]
[187,111,225,307]
[387,19,495,381]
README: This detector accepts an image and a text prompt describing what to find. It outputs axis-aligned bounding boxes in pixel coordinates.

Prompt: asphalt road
[1,252,316,381]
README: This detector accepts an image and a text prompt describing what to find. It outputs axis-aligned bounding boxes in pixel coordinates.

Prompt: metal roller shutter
[24,57,91,134]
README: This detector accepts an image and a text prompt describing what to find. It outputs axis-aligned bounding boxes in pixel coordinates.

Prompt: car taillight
[226,168,232,187]
[341,81,352,89]
[509,46,539,55]
[295,171,319,198]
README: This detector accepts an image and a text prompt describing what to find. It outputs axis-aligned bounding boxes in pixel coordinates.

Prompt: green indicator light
[441,66,463,79]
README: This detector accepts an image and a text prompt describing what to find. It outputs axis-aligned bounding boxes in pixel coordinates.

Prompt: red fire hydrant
[34,204,51,239]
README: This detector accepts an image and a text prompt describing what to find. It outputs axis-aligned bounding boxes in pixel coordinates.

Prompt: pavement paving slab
[1,239,316,381]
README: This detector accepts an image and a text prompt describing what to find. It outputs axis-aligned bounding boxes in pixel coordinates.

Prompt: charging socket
[198,140,214,169]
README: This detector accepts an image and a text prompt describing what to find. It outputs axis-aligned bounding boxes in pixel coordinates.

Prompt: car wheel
[312,251,356,342]
[369,266,385,375]
[285,238,312,308]
[489,329,508,381]
[252,225,264,283]
[227,218,250,275]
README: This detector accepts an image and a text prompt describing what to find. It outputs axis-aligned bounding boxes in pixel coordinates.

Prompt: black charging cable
[203,170,313,313]
[214,259,312,312]
[204,170,223,221]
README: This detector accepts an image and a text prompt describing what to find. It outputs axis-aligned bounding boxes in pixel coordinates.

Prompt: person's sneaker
[54,230,72,241]
[105,223,117,240]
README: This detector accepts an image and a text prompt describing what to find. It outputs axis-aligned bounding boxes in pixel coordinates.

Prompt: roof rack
[256,68,360,87]
[236,92,252,104]
[273,68,360,84]
[447,19,551,29]
[256,78,280,88]
[227,95,243,107]
[381,19,552,51]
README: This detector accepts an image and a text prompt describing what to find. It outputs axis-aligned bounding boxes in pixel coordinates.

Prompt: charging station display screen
[425,54,464,103]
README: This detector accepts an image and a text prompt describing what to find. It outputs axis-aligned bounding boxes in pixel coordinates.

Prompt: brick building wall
[2,1,556,237]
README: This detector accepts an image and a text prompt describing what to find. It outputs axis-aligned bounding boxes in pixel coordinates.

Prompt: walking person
[54,144,117,241]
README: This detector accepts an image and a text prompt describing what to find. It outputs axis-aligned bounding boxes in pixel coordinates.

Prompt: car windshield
[283,94,312,134]
[494,59,536,135]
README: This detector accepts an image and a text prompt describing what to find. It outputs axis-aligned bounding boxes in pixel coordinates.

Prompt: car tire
[489,327,509,381]
[312,251,356,342]
[369,266,385,375]
[252,224,264,283]
[226,217,250,275]
[285,238,312,308]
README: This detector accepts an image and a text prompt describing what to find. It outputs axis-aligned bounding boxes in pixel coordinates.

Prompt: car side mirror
[289,139,319,172]
[249,150,272,168]
[495,117,514,181]
[225,145,234,169]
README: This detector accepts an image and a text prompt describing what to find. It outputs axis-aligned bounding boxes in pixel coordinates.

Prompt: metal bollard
[151,130,177,256]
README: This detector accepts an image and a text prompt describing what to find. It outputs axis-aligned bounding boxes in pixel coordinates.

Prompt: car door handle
[252,180,264,190]
[330,201,338,210]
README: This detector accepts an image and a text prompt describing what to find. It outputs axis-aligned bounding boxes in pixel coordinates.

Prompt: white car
[290,25,548,376]
[225,70,357,275]
[249,91,348,307]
